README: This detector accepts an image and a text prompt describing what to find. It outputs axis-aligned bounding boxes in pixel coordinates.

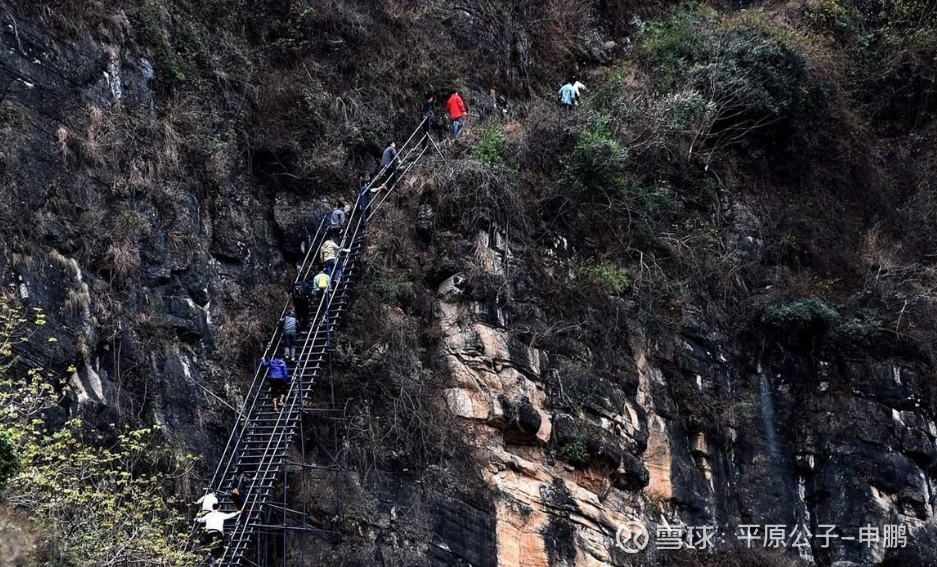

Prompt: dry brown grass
[47,249,79,277]
[103,241,140,279]
[64,283,91,314]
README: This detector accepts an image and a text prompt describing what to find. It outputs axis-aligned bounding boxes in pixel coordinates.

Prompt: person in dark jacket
[290,280,312,329]
[379,142,399,189]
[262,357,290,411]
[229,472,253,510]
[357,177,371,221]
[280,312,297,361]
[421,94,435,137]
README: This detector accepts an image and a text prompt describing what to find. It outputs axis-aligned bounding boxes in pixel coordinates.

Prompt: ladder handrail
[184,216,328,552]
[203,119,432,565]
[218,207,369,563]
[368,135,430,222]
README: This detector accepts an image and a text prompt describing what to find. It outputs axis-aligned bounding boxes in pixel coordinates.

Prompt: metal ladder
[187,121,435,567]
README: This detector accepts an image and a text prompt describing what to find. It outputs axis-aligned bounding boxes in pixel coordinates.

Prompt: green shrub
[579,261,631,295]
[803,0,866,44]
[0,427,17,493]
[759,298,882,346]
[828,309,882,345]
[761,298,839,333]
[635,3,718,91]
[134,2,210,91]
[557,438,591,467]
[561,115,627,199]
[369,275,413,304]
[634,4,828,150]
[471,126,509,168]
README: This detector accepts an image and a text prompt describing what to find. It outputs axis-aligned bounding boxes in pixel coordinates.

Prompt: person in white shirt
[195,490,218,516]
[196,503,241,564]
[572,75,587,106]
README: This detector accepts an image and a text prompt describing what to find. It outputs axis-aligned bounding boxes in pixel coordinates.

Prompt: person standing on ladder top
[572,75,587,106]
[447,89,467,139]
[229,472,253,511]
[280,311,298,362]
[558,78,576,109]
[195,490,217,517]
[196,502,241,566]
[379,141,399,190]
[261,356,290,412]
[290,279,313,330]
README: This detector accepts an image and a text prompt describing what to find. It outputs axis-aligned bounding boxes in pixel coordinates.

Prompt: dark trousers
[380,165,398,187]
[206,530,223,563]
[293,299,310,329]
[270,379,288,401]
[282,332,296,359]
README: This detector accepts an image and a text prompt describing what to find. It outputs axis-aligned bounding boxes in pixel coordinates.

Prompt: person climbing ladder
[196,503,241,566]
[261,357,290,412]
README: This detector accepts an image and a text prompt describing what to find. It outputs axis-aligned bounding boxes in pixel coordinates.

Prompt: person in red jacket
[446,90,467,139]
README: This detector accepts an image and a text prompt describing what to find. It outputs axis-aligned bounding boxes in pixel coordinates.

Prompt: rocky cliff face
[3,2,937,567]
[403,224,937,567]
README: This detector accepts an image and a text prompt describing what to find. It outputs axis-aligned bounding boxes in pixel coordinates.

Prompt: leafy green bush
[0,428,17,493]
[803,0,866,44]
[634,4,828,151]
[828,309,882,345]
[557,438,591,467]
[561,115,627,199]
[471,126,509,168]
[635,4,717,91]
[761,298,839,333]
[760,298,882,346]
[579,261,631,295]
[0,296,198,566]
[369,275,414,304]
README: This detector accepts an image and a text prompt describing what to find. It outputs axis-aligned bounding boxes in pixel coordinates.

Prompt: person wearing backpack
[313,269,331,294]
[280,312,298,362]
[261,357,290,412]
[290,280,312,329]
